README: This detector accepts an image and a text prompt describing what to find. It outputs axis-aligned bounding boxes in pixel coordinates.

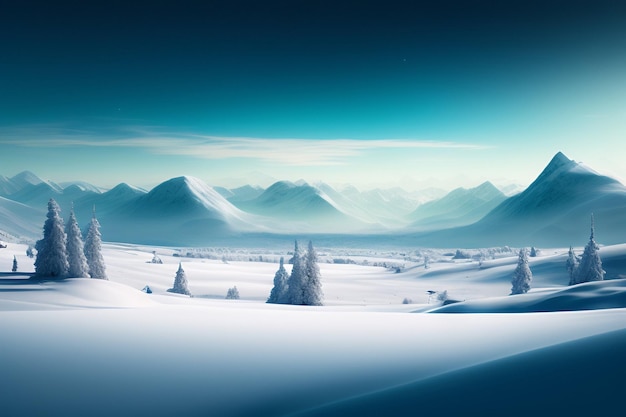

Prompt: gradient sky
[1,0,625,191]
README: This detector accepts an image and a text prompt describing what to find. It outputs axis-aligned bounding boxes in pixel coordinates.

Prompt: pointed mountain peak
[546,151,575,171]
[11,170,45,186]
[106,182,146,196]
[472,181,504,199]
[474,181,497,191]
[531,152,578,186]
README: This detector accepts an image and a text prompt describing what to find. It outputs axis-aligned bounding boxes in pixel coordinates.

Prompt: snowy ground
[1,243,626,416]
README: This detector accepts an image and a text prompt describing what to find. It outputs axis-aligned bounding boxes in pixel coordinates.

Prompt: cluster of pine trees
[267,240,323,306]
[567,214,605,285]
[510,214,605,296]
[34,198,106,279]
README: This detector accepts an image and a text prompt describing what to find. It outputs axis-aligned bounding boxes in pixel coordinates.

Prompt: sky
[1,0,625,191]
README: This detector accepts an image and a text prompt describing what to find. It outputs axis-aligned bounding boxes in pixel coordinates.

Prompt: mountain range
[0,152,624,248]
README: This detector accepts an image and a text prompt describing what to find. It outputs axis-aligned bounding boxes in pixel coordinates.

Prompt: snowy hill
[407,181,506,230]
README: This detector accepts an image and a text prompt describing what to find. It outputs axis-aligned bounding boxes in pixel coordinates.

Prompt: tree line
[267,240,324,306]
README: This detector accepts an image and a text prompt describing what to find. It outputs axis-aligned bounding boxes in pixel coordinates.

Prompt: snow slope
[0,196,44,241]
[1,242,626,416]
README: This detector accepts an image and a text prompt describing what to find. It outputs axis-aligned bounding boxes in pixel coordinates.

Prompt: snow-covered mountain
[2,153,626,248]
[407,181,507,231]
[0,171,60,198]
[95,176,264,245]
[412,152,626,247]
[235,181,373,232]
[315,183,422,228]
[478,152,626,244]
[0,171,102,211]
[72,182,146,222]
[215,184,265,204]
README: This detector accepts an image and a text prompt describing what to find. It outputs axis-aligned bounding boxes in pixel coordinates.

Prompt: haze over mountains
[1,152,625,248]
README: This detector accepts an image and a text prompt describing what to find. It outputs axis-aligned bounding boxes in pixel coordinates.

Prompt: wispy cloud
[0,125,489,166]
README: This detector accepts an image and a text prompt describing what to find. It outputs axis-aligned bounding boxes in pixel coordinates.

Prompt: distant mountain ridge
[1,152,625,247]
[407,181,506,231]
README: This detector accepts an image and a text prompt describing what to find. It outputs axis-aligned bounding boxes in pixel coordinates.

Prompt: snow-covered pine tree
[226,286,240,299]
[573,214,605,284]
[12,255,17,272]
[168,262,191,296]
[302,240,323,306]
[267,256,289,304]
[530,246,537,257]
[286,240,306,305]
[34,199,69,278]
[65,206,89,278]
[84,208,107,280]
[510,248,532,295]
[566,246,579,285]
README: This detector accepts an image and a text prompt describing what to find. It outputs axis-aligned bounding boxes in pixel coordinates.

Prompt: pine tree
[226,286,240,300]
[530,246,537,257]
[302,240,323,306]
[573,214,604,284]
[168,262,191,296]
[12,256,17,272]
[286,240,306,305]
[84,208,107,280]
[510,248,532,295]
[65,206,89,278]
[566,246,579,285]
[34,199,69,278]
[267,257,289,304]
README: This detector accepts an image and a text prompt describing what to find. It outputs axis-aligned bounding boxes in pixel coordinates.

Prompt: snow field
[2,242,626,416]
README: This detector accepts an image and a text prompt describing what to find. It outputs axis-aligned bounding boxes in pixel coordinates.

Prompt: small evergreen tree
[150,251,163,264]
[511,248,532,295]
[168,262,191,296]
[26,246,34,258]
[84,209,107,279]
[34,199,69,278]
[286,240,306,305]
[226,286,240,300]
[530,246,537,257]
[573,214,604,284]
[65,206,89,278]
[267,257,289,304]
[302,240,323,306]
[566,246,579,285]
[12,255,17,272]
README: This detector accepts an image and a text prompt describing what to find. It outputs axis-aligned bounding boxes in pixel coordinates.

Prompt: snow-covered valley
[2,242,626,416]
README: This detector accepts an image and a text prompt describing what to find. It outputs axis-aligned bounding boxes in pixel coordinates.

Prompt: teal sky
[1,1,625,191]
